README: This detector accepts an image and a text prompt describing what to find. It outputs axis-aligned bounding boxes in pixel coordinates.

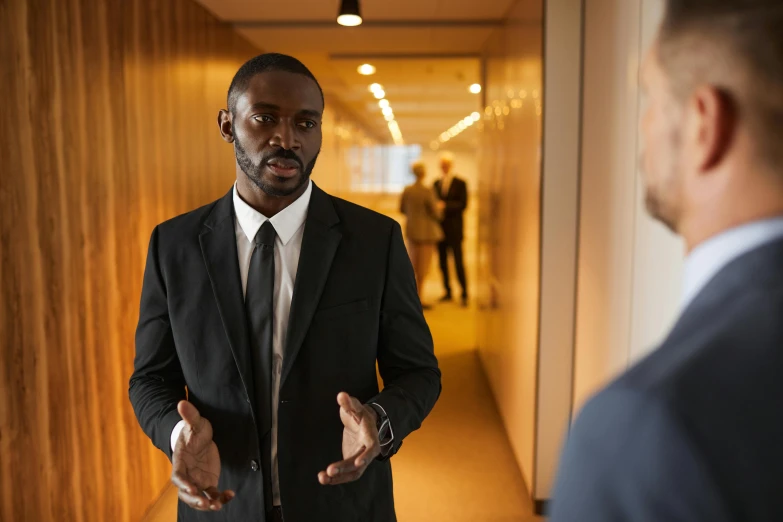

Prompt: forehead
[236,70,324,113]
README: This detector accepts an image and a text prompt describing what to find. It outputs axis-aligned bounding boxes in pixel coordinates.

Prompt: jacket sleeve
[426,189,443,221]
[549,388,731,522]
[369,222,442,458]
[128,226,186,461]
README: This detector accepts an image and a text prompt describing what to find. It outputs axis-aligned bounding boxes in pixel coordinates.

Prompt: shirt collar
[232,180,312,246]
[682,215,783,308]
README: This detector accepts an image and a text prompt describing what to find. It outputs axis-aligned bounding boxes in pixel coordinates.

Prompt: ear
[689,85,736,172]
[218,109,234,143]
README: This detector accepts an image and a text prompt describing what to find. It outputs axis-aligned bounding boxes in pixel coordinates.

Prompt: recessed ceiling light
[379,99,390,109]
[374,89,386,100]
[385,113,395,121]
[358,64,376,75]
[369,83,383,93]
[469,83,482,94]
[382,107,393,116]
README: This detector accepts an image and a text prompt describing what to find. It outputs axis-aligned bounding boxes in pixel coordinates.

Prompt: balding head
[658,0,783,168]
[639,0,783,250]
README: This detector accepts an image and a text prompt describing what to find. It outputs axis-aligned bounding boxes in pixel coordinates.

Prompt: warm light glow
[337,14,362,26]
[381,106,393,116]
[472,112,481,121]
[507,89,515,98]
[357,63,376,75]
[503,106,510,116]
[431,141,440,150]
[469,83,482,94]
[378,99,390,109]
[458,122,467,130]
[369,83,383,93]
[484,107,493,116]
[520,90,528,98]
[374,89,386,99]
[384,113,395,121]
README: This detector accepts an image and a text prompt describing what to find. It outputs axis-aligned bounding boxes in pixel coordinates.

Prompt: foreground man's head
[640,0,783,249]
[218,53,324,202]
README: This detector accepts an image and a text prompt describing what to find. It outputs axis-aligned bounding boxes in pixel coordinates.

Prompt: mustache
[261,149,303,169]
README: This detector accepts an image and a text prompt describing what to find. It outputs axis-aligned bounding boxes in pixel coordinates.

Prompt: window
[347,144,422,193]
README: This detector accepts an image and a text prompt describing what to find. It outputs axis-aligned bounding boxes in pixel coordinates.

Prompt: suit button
[250,459,259,472]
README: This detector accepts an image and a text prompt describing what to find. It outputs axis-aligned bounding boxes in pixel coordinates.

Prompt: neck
[235,174,308,218]
[681,174,783,253]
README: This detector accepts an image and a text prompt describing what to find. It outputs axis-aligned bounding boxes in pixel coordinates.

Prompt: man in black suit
[129,53,441,522]
[433,152,469,307]
[550,1,783,520]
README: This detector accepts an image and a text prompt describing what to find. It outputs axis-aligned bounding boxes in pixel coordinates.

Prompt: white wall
[534,0,583,500]
[572,0,684,415]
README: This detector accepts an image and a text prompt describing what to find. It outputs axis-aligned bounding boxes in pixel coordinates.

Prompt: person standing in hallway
[400,161,444,309]
[550,1,783,521]
[433,152,469,307]
[129,53,441,522]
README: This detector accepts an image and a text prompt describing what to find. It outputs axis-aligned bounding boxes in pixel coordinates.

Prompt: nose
[269,120,300,151]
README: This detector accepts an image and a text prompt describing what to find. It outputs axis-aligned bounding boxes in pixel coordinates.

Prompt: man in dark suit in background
[550,1,783,521]
[433,152,469,307]
[129,53,441,522]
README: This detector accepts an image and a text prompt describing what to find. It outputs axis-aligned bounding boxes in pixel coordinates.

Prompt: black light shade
[337,0,362,26]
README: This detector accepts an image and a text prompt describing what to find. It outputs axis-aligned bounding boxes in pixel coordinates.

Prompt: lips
[267,158,301,169]
[265,157,302,179]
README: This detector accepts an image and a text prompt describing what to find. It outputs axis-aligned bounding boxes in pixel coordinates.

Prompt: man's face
[639,44,687,232]
[231,70,323,197]
[440,159,453,175]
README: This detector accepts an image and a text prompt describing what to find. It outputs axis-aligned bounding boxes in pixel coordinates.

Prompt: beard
[642,127,684,234]
[234,135,319,197]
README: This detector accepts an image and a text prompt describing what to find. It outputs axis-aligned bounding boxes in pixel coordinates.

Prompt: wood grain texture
[0,0,258,520]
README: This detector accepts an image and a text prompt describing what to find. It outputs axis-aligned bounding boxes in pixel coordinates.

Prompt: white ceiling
[194,0,539,146]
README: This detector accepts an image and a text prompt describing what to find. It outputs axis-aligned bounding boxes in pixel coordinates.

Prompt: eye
[298,120,317,129]
[254,114,275,123]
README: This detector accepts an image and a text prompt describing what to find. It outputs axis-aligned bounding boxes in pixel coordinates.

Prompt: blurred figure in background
[400,161,444,309]
[551,1,783,521]
[434,152,469,307]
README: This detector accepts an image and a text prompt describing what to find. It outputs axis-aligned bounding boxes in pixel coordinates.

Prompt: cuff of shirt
[170,420,186,453]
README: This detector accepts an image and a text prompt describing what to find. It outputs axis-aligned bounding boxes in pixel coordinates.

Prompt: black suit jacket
[129,183,441,522]
[433,177,468,243]
[551,237,783,521]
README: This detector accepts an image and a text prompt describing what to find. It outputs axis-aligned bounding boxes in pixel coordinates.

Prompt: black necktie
[246,220,276,439]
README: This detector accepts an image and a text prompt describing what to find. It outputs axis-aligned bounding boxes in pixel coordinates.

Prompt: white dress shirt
[440,173,454,197]
[682,216,783,309]
[172,180,312,506]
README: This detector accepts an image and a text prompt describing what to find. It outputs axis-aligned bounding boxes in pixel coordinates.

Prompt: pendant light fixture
[337,0,362,27]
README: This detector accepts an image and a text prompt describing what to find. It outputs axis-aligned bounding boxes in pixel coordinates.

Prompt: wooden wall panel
[0,0,258,520]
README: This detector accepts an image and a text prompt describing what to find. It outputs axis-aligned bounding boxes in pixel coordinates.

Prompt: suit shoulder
[152,195,224,241]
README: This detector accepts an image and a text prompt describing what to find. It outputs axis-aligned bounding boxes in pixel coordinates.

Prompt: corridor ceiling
[194,0,535,147]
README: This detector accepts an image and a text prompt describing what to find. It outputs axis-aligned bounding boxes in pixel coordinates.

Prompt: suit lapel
[199,188,256,415]
[281,184,342,386]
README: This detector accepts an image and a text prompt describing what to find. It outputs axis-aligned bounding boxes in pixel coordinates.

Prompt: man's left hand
[318,392,381,485]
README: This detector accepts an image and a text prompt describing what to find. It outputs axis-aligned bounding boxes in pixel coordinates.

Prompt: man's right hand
[171,400,235,511]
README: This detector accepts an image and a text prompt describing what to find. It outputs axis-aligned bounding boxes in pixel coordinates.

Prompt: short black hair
[227,53,324,115]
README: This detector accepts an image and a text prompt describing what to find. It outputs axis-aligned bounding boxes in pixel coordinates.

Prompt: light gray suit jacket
[400,182,443,243]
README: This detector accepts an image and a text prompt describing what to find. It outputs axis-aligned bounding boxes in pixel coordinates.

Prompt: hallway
[393,295,541,521]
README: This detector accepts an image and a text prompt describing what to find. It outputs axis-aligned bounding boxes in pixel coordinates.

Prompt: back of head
[227,53,324,115]
[658,0,783,169]
[411,160,426,180]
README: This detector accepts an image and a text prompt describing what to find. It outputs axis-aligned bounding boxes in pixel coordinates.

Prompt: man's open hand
[171,401,235,511]
[318,392,381,485]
